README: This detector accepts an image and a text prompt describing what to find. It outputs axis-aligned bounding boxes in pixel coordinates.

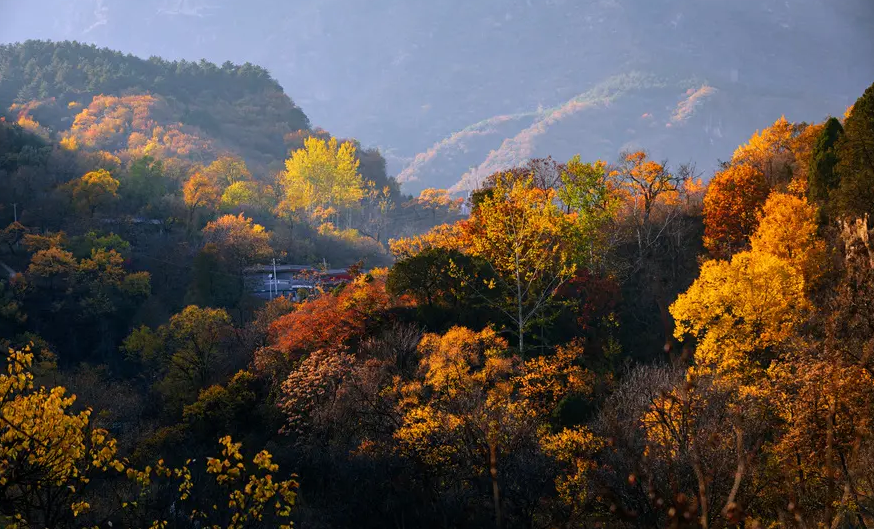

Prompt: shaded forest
[1,40,874,529]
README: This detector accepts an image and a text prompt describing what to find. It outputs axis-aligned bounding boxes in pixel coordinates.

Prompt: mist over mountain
[2,0,872,192]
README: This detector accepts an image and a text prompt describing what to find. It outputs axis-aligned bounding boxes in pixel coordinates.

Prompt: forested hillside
[0,40,310,167]
[2,38,874,528]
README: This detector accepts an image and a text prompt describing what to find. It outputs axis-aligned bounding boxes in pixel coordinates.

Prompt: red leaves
[702,164,770,258]
[259,271,400,375]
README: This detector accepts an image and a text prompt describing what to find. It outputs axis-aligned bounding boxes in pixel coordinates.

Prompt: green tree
[220,181,273,213]
[386,247,495,329]
[187,243,243,309]
[121,156,168,212]
[833,82,874,220]
[202,155,252,187]
[808,117,844,203]
[123,306,235,406]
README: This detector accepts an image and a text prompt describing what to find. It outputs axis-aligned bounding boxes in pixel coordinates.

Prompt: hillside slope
[0,40,310,169]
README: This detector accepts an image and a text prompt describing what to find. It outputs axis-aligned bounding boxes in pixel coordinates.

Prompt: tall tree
[277,136,364,221]
[201,214,272,297]
[703,164,770,257]
[183,170,222,225]
[807,117,844,202]
[670,250,808,385]
[749,192,826,288]
[464,173,579,354]
[833,82,874,220]
[201,155,252,187]
[731,116,800,186]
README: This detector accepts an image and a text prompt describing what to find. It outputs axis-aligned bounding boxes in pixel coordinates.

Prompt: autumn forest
[1,39,874,528]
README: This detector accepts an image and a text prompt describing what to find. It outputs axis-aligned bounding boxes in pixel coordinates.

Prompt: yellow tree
[0,346,124,526]
[1,347,298,527]
[183,170,223,225]
[278,136,364,222]
[388,222,467,260]
[464,174,578,353]
[394,327,523,529]
[25,247,77,293]
[68,169,120,217]
[220,181,273,212]
[731,116,801,186]
[395,327,599,527]
[670,250,809,385]
[749,192,826,287]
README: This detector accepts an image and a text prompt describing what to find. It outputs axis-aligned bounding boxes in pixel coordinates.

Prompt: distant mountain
[2,0,872,191]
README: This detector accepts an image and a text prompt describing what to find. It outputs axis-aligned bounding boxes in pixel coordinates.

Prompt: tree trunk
[489,439,502,529]
[825,396,836,527]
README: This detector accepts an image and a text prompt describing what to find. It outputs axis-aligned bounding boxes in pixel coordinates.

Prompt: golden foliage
[731,116,800,185]
[670,251,808,383]
[183,171,222,213]
[750,192,826,287]
[278,136,364,215]
[539,426,604,509]
[68,169,120,216]
[388,222,467,259]
[1,347,125,524]
[201,214,272,271]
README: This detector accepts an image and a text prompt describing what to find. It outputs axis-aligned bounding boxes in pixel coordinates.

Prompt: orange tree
[256,269,401,379]
[702,164,770,258]
[183,170,223,226]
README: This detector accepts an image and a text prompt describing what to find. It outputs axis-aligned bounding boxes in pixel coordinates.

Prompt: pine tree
[833,82,874,220]
[807,117,843,202]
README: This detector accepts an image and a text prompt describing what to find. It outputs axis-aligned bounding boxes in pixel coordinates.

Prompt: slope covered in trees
[0,40,309,166]
[2,40,874,529]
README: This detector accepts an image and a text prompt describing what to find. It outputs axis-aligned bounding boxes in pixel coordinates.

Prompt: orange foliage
[791,122,826,183]
[261,270,401,367]
[731,116,800,186]
[610,151,682,215]
[64,95,160,150]
[183,171,222,214]
[63,94,212,160]
[388,222,468,259]
[703,164,770,257]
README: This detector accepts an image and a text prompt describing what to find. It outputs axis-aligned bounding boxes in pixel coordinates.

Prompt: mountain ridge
[2,0,871,191]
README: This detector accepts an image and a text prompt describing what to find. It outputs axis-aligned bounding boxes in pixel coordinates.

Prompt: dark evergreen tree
[807,116,843,202]
[833,82,874,221]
